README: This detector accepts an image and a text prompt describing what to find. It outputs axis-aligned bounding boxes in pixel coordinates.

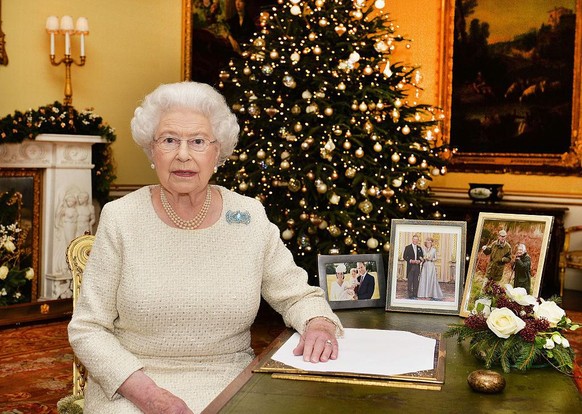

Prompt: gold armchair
[558,225,582,297]
[57,233,94,413]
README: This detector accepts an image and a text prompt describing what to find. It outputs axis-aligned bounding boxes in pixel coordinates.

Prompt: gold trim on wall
[440,0,582,174]
[182,0,192,80]
[0,0,9,66]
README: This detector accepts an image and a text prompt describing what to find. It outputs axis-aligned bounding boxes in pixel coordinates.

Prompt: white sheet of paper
[271,328,436,377]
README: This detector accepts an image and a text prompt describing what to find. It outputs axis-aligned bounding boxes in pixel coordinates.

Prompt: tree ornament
[261,64,274,75]
[290,52,301,63]
[402,125,411,135]
[308,32,317,41]
[344,236,353,245]
[355,147,364,158]
[381,188,395,198]
[331,170,339,180]
[257,149,266,159]
[345,196,356,207]
[398,202,408,213]
[416,177,429,190]
[291,105,302,114]
[337,82,346,90]
[391,153,400,163]
[335,24,347,36]
[408,154,417,164]
[281,160,290,169]
[343,140,352,150]
[329,193,341,204]
[316,181,328,194]
[358,199,373,214]
[363,66,373,75]
[300,212,309,221]
[358,102,368,112]
[352,10,363,20]
[288,178,301,192]
[306,171,315,180]
[265,107,279,117]
[239,152,248,161]
[383,242,391,252]
[345,167,356,178]
[319,18,329,27]
[324,107,334,116]
[313,46,322,55]
[315,0,324,7]
[367,237,379,249]
[239,181,248,191]
[319,220,328,230]
[270,50,279,59]
[293,122,303,132]
[243,66,252,76]
[290,5,301,15]
[392,177,403,187]
[364,120,374,133]
[282,75,297,88]
[282,228,295,240]
[431,167,440,176]
[328,225,341,237]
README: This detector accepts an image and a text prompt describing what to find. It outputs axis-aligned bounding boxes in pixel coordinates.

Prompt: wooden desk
[438,200,568,298]
[204,309,581,413]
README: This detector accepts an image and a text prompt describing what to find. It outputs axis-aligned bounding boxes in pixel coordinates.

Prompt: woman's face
[336,272,344,283]
[151,108,219,195]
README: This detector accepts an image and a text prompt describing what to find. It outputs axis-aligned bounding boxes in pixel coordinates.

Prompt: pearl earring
[150,163,155,169]
[213,166,218,173]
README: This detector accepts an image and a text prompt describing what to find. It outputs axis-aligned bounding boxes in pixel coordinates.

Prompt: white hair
[130,82,239,164]
[335,263,347,273]
[517,243,527,253]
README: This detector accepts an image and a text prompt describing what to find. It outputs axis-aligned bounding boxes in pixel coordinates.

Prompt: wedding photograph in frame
[386,219,466,315]
[317,254,386,310]
[439,0,582,173]
[460,212,554,317]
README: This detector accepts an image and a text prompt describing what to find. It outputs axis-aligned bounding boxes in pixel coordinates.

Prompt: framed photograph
[440,0,582,173]
[0,169,42,304]
[386,219,466,315]
[182,0,270,83]
[460,212,554,317]
[318,254,386,310]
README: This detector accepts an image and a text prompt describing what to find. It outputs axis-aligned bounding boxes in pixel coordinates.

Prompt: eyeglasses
[154,136,217,153]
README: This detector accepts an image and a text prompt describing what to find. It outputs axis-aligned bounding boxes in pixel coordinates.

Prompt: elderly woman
[512,243,532,293]
[68,82,342,413]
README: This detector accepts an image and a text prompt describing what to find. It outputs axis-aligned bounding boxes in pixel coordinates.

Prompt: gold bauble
[270,50,279,59]
[382,188,395,198]
[416,177,429,190]
[282,228,295,240]
[315,0,324,7]
[243,67,252,76]
[239,181,248,192]
[307,226,318,235]
[363,66,373,75]
[294,122,303,132]
[367,186,378,196]
[359,102,368,112]
[420,160,428,169]
[324,107,334,116]
[300,212,309,221]
[331,171,339,180]
[239,152,248,161]
[301,142,310,150]
[281,160,290,169]
[338,82,346,91]
[257,149,266,159]
[364,120,374,133]
[291,105,302,114]
[408,155,417,164]
[358,199,373,214]
[313,46,322,55]
[308,32,317,41]
[374,143,383,154]
[383,242,391,252]
[345,196,356,207]
[287,219,295,226]
[355,148,365,158]
[317,182,328,194]
[319,18,328,27]
[288,178,301,192]
[306,171,315,180]
[299,198,307,207]
[351,102,359,111]
[391,153,400,163]
[345,167,356,178]
[319,220,328,230]
[367,238,379,249]
[392,177,403,187]
[343,140,352,150]
[467,370,506,394]
[328,225,341,237]
[402,125,411,135]
[344,236,353,245]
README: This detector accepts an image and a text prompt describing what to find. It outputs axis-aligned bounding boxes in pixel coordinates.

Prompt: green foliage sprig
[0,101,116,206]
[445,281,579,374]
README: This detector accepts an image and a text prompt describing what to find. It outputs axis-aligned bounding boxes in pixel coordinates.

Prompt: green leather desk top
[204,309,582,413]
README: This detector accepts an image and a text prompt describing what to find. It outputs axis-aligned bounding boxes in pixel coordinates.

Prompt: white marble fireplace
[0,134,106,300]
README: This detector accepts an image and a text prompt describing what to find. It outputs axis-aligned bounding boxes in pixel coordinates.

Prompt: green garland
[0,101,116,206]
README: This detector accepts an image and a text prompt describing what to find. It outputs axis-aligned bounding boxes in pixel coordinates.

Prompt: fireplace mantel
[0,133,106,301]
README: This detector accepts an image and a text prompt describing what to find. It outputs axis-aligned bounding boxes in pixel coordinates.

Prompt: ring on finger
[325,339,333,346]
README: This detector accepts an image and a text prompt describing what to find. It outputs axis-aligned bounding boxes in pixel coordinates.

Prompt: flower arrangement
[0,101,116,206]
[0,191,34,306]
[445,280,579,374]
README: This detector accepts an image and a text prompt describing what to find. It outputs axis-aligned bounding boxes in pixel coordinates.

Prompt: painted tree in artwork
[215,0,451,282]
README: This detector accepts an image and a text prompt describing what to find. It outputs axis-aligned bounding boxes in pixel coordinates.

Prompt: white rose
[544,338,555,349]
[3,240,16,253]
[504,284,537,306]
[551,333,562,345]
[562,337,570,348]
[472,298,492,317]
[534,300,566,327]
[0,265,9,280]
[486,307,526,339]
[25,268,34,280]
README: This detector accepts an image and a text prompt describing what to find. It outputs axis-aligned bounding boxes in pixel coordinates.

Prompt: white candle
[80,34,85,57]
[65,32,70,55]
[50,33,55,55]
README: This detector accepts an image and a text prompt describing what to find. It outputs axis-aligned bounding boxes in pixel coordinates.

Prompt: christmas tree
[215,0,451,283]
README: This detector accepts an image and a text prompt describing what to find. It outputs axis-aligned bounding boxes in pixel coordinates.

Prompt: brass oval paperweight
[467,370,506,394]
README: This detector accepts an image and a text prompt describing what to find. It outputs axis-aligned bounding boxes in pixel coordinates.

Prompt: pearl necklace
[159,186,212,230]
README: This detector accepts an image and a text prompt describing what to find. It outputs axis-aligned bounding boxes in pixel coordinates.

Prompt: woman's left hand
[292,317,338,363]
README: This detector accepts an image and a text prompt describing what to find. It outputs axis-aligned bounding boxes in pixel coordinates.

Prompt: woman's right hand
[118,370,193,413]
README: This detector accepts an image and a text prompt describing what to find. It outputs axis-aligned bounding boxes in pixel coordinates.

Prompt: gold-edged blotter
[253,329,445,391]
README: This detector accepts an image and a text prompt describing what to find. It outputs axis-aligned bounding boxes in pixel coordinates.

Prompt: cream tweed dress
[68,185,341,413]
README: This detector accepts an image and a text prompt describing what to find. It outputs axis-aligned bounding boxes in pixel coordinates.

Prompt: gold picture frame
[0,169,42,303]
[460,212,553,317]
[440,0,582,173]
